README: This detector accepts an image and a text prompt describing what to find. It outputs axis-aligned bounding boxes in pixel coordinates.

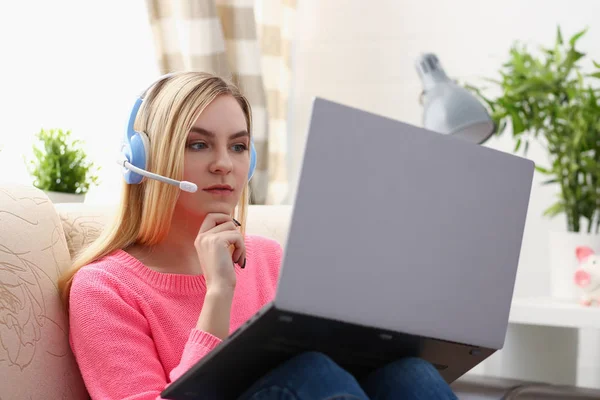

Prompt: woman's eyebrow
[189,127,249,139]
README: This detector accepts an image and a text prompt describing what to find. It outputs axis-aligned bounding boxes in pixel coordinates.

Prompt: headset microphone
[117,157,198,193]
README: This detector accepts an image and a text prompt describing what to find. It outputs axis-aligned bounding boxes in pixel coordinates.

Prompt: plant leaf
[569,28,588,47]
[535,165,551,174]
[556,26,563,45]
[544,202,565,218]
[514,138,522,152]
[509,110,525,134]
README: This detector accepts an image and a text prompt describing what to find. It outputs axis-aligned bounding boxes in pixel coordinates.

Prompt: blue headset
[120,75,257,189]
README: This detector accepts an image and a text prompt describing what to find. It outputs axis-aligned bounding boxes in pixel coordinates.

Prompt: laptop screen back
[275,98,534,350]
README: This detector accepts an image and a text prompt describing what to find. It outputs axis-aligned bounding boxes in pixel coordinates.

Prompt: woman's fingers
[199,213,237,232]
[218,230,246,267]
[206,221,238,234]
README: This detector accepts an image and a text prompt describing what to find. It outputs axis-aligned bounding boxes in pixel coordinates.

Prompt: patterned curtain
[144,0,295,205]
[254,0,296,204]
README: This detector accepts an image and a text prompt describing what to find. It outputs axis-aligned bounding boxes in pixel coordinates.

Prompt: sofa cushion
[54,203,115,260]
[54,203,293,260]
[0,184,87,399]
[244,204,292,246]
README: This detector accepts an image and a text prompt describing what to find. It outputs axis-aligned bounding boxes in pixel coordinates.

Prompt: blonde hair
[58,71,253,309]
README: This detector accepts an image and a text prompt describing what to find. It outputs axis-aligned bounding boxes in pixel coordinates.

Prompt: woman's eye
[188,142,207,150]
[232,144,248,152]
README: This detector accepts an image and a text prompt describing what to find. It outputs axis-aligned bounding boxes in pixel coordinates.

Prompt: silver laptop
[162,97,535,400]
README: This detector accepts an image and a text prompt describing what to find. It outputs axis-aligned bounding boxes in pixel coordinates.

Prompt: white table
[510,297,600,329]
[468,297,600,389]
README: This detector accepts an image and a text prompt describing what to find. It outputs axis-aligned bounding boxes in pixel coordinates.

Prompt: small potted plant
[465,26,600,300]
[27,128,100,203]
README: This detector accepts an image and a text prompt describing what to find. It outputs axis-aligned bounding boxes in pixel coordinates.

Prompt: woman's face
[175,94,250,220]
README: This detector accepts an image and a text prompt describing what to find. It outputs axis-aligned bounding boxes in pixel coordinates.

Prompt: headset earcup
[248,140,257,181]
[123,132,150,184]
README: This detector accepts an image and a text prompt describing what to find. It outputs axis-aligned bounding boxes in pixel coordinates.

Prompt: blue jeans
[237,352,458,400]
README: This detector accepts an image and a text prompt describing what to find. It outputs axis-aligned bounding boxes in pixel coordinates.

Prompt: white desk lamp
[416,53,495,145]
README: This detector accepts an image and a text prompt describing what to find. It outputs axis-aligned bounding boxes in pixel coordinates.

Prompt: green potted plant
[27,128,100,203]
[465,26,600,300]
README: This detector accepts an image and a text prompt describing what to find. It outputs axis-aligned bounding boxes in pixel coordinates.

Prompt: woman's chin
[194,203,236,218]
[176,192,241,219]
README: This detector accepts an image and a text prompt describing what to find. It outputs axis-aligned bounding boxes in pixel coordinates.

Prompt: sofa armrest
[0,184,87,399]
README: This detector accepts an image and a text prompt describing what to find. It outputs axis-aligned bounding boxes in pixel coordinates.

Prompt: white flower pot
[549,230,600,301]
[44,190,86,204]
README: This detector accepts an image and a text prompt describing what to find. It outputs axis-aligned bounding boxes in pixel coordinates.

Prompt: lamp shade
[416,53,495,145]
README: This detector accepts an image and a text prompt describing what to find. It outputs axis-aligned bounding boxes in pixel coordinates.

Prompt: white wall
[288,0,600,387]
[288,0,600,298]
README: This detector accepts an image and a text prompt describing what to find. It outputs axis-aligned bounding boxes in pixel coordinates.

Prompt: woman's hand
[194,213,246,294]
[194,213,245,339]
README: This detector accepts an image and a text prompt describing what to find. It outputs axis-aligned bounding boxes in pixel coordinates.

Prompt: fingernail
[241,258,246,269]
[232,218,241,227]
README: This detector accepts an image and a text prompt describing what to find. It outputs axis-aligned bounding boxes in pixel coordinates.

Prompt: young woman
[59,72,458,399]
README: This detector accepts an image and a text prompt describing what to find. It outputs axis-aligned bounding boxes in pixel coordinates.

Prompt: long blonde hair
[58,72,253,309]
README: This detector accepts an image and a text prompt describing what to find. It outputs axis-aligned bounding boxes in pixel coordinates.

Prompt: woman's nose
[209,149,233,174]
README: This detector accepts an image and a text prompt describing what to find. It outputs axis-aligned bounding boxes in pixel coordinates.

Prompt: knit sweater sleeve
[68,266,219,400]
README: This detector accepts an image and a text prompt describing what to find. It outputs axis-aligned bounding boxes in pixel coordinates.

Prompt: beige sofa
[2,183,600,399]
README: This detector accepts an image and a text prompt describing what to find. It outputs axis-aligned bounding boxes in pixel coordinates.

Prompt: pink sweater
[68,235,283,400]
